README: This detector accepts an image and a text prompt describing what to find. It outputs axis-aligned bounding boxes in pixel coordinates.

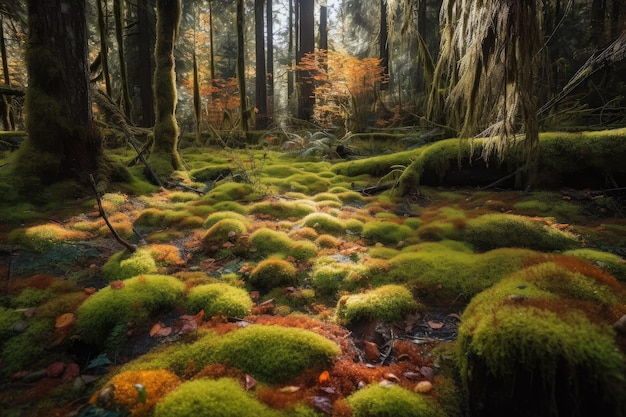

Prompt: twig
[127,137,163,188]
[479,170,519,190]
[89,174,136,253]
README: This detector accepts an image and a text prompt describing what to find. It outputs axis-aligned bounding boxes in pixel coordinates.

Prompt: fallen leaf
[46,362,66,378]
[363,341,380,362]
[384,373,400,383]
[279,386,301,393]
[110,280,125,289]
[84,287,96,295]
[55,313,76,329]
[427,321,444,330]
[62,363,80,382]
[318,370,330,384]
[150,322,172,337]
[245,374,257,391]
[177,319,198,335]
[309,396,333,415]
[419,366,435,380]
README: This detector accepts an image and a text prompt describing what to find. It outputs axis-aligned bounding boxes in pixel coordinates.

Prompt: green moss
[134,207,201,228]
[212,325,340,383]
[155,378,282,417]
[335,284,420,325]
[75,275,185,346]
[362,221,414,245]
[203,182,256,204]
[186,283,252,318]
[1,319,50,374]
[461,213,579,251]
[8,223,90,252]
[248,258,298,290]
[101,249,158,282]
[387,247,533,304]
[249,228,318,260]
[202,219,248,247]
[11,287,53,308]
[564,248,626,281]
[311,260,352,297]
[211,200,247,213]
[331,148,421,177]
[202,211,251,229]
[167,191,201,202]
[302,212,346,234]
[268,173,331,194]
[368,246,401,259]
[0,307,21,342]
[347,384,441,417]
[248,199,316,219]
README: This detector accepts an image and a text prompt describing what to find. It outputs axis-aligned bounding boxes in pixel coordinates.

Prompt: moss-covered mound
[458,261,626,417]
[347,384,443,417]
[186,283,253,318]
[248,258,298,290]
[75,275,186,346]
[211,325,340,383]
[154,378,282,417]
[249,228,318,260]
[335,284,421,325]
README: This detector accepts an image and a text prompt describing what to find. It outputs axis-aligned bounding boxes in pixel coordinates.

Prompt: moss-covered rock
[154,378,283,417]
[186,283,253,318]
[212,325,340,383]
[347,384,443,417]
[458,261,626,417]
[75,275,185,346]
[335,284,421,325]
[248,258,298,291]
[564,248,626,281]
[101,249,158,282]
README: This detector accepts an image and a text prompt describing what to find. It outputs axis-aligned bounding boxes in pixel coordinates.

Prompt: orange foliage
[108,369,181,416]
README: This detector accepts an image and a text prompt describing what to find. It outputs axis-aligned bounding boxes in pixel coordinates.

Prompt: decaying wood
[89,174,137,253]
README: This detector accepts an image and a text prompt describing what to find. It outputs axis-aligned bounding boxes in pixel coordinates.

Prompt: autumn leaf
[245,374,257,391]
[55,313,76,329]
[150,322,172,338]
[110,280,125,289]
[427,321,444,330]
[318,370,330,384]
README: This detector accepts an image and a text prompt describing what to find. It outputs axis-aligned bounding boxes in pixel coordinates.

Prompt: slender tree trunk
[287,0,294,103]
[266,0,274,124]
[96,0,112,97]
[255,0,268,129]
[18,0,105,191]
[150,0,184,178]
[297,0,315,121]
[137,0,156,127]
[114,0,132,120]
[208,0,215,81]
[0,16,14,131]
[319,4,327,50]
[192,7,201,145]
[379,0,389,90]
[236,0,249,132]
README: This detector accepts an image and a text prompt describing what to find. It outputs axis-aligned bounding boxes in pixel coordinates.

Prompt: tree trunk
[287,0,294,103]
[16,0,105,192]
[0,15,14,131]
[236,0,249,132]
[114,0,132,120]
[149,0,184,178]
[319,4,327,51]
[266,0,274,125]
[297,0,314,121]
[96,0,112,97]
[255,0,268,130]
[379,0,389,90]
[135,0,156,127]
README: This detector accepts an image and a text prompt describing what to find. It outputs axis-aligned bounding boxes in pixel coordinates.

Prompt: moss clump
[302,212,346,234]
[202,211,251,229]
[202,219,248,247]
[248,258,298,291]
[186,283,252,318]
[458,261,626,417]
[75,275,185,346]
[101,249,158,282]
[134,208,203,229]
[249,228,318,260]
[462,213,579,251]
[203,182,256,204]
[564,248,626,281]
[1,319,50,374]
[105,369,181,416]
[362,221,414,245]
[212,325,340,383]
[347,384,441,417]
[8,223,91,252]
[248,199,316,219]
[310,258,353,297]
[154,378,282,417]
[335,284,420,325]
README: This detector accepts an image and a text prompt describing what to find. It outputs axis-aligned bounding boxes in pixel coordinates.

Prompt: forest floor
[0,144,625,417]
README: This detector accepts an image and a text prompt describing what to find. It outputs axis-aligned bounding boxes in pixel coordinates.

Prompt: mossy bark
[150,0,184,180]
[13,0,113,198]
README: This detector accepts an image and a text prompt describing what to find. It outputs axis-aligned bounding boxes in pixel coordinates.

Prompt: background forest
[0,1,626,417]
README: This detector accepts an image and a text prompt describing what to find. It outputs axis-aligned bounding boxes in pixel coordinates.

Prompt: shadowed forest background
[0,1,626,416]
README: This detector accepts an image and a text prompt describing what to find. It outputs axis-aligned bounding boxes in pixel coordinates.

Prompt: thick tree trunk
[150,0,183,178]
[297,0,314,121]
[255,0,268,130]
[17,0,104,189]
[0,16,14,131]
[96,0,112,97]
[135,0,156,127]
[236,0,249,132]
[114,0,132,120]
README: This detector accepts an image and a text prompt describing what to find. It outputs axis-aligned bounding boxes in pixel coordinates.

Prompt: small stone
[419,366,435,380]
[614,314,626,335]
[12,320,28,333]
[414,380,433,393]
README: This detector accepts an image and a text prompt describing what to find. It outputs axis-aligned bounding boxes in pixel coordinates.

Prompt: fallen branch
[89,174,136,253]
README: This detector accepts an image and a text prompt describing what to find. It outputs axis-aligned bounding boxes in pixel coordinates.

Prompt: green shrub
[462,213,579,251]
[186,283,253,318]
[75,275,185,346]
[335,284,420,325]
[212,325,340,383]
[347,384,441,417]
[155,378,282,417]
[101,249,158,282]
[362,221,414,245]
[248,258,298,290]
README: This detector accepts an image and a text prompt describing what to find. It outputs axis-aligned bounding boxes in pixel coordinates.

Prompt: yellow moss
[9,223,91,252]
[108,369,181,416]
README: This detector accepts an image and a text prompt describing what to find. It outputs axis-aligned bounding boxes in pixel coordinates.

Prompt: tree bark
[16,0,105,191]
[297,0,315,121]
[236,0,249,132]
[379,0,389,90]
[149,0,184,178]
[266,0,274,124]
[96,0,112,97]
[255,0,268,130]
[114,0,132,120]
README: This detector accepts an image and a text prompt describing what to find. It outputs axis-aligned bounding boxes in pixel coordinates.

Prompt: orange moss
[108,369,181,416]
